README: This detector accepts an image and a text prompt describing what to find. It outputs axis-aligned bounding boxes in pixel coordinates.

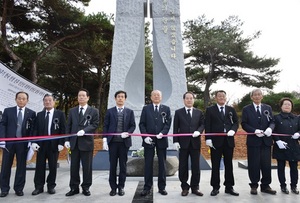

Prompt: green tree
[183,15,280,108]
[0,0,90,82]
[37,12,114,124]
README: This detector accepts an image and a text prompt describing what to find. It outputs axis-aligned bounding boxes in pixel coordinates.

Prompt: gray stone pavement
[1,160,299,203]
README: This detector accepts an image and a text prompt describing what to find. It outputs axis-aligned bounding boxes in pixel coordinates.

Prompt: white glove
[173,142,180,151]
[276,140,287,149]
[192,131,200,137]
[227,130,235,136]
[255,129,264,137]
[0,141,5,149]
[264,127,272,137]
[58,144,64,151]
[31,143,40,151]
[102,138,109,151]
[144,137,153,145]
[156,133,163,139]
[121,132,129,138]
[292,132,300,139]
[206,139,214,148]
[77,130,85,136]
[64,141,70,149]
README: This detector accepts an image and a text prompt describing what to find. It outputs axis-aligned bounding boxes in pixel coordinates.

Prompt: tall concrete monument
[108,0,187,149]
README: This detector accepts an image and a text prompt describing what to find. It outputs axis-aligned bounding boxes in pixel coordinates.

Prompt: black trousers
[0,143,27,192]
[247,145,272,189]
[210,141,234,189]
[143,146,166,191]
[108,142,129,190]
[277,159,298,188]
[69,145,93,190]
[178,147,200,190]
[34,141,59,190]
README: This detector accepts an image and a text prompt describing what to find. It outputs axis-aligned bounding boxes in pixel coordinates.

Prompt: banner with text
[0,62,52,113]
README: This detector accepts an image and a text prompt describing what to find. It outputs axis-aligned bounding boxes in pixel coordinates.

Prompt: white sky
[84,0,300,103]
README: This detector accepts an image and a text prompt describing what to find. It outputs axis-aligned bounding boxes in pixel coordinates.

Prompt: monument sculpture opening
[108,0,187,150]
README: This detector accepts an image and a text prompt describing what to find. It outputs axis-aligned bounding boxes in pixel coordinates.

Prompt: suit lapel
[13,107,18,125]
[113,107,118,122]
[123,107,127,127]
[51,109,59,131]
[23,108,30,128]
[81,106,91,124]
[41,110,47,132]
[151,104,156,118]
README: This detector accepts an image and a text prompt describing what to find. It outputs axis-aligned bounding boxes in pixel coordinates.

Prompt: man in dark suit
[173,91,205,197]
[64,88,99,197]
[0,91,36,197]
[205,90,239,196]
[139,90,171,196]
[241,88,276,195]
[103,90,136,196]
[31,94,66,195]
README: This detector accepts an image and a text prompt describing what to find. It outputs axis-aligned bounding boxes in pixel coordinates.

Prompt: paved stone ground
[0,160,299,203]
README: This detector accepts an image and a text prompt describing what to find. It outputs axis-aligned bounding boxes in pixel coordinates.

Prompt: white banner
[0,62,52,113]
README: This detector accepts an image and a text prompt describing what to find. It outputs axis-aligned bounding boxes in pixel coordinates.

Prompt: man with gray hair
[241,88,276,195]
[139,90,171,196]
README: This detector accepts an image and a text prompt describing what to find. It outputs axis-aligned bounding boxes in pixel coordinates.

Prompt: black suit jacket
[205,105,239,148]
[173,107,205,149]
[103,107,136,148]
[241,103,275,147]
[66,105,99,151]
[0,106,36,139]
[33,109,66,151]
[139,104,171,148]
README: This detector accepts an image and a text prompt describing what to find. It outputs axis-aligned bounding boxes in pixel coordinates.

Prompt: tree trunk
[31,61,38,84]
[203,51,215,109]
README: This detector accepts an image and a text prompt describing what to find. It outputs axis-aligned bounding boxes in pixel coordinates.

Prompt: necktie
[79,107,84,120]
[44,111,50,135]
[155,105,159,116]
[220,106,225,120]
[187,109,192,122]
[16,108,23,137]
[118,108,122,113]
[256,106,261,117]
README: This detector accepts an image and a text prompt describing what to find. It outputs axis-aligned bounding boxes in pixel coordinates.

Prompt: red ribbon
[0,132,293,142]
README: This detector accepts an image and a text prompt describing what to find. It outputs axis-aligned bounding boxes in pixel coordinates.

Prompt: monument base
[126,156,178,176]
[92,150,211,171]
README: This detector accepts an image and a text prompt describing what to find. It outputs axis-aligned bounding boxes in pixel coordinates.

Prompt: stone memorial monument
[108,0,187,150]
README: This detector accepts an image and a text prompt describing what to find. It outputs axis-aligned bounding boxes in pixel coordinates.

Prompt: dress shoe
[158,190,168,195]
[281,187,289,194]
[291,187,299,194]
[32,189,44,195]
[192,189,203,196]
[0,192,8,197]
[15,191,24,196]
[141,190,150,196]
[82,189,91,196]
[181,189,189,196]
[109,189,117,196]
[48,188,56,194]
[210,189,219,196]
[65,189,79,196]
[225,188,239,196]
[118,188,125,196]
[261,187,276,195]
[250,188,257,195]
